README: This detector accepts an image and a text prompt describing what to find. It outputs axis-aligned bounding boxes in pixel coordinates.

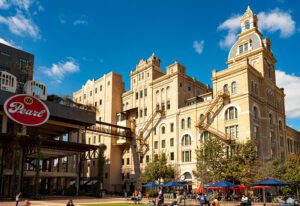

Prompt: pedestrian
[66,199,75,206]
[23,200,31,206]
[212,196,221,206]
[198,193,207,206]
[241,194,248,206]
[16,192,21,206]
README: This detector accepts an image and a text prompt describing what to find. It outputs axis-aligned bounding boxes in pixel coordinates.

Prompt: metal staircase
[136,105,165,156]
[197,90,233,144]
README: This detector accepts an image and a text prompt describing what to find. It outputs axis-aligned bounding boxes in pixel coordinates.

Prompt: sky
[0,0,300,129]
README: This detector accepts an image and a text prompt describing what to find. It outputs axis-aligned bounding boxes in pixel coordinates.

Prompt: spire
[240,5,258,34]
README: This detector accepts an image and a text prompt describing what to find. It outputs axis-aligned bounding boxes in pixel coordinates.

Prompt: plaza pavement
[0,197,279,206]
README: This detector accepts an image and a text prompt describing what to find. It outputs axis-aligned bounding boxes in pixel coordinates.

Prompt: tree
[95,144,107,197]
[193,137,227,184]
[140,154,175,183]
[283,154,300,199]
[225,141,258,185]
[194,138,259,185]
[254,158,284,182]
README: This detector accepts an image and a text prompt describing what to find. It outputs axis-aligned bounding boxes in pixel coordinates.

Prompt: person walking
[212,196,221,206]
[241,195,249,206]
[66,199,75,206]
[16,192,21,206]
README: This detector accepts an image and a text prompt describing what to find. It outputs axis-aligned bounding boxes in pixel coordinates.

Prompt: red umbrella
[230,184,246,190]
[251,186,271,189]
[207,186,222,190]
[197,186,204,194]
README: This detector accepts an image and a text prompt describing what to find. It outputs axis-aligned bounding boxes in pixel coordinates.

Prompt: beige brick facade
[73,6,300,193]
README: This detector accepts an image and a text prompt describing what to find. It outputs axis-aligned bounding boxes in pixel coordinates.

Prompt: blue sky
[1,0,300,129]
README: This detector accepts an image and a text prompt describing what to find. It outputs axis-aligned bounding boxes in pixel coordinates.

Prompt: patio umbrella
[230,184,246,190]
[142,182,160,187]
[251,186,271,189]
[207,186,222,190]
[207,180,238,188]
[252,179,289,206]
[197,186,204,194]
[162,181,184,187]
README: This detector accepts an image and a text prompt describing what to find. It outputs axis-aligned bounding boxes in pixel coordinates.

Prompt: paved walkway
[0,197,278,206]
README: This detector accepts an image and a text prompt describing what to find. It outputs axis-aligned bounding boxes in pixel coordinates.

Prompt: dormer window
[245,20,250,30]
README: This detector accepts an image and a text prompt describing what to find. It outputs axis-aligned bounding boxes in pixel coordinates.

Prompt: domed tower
[227,6,276,82]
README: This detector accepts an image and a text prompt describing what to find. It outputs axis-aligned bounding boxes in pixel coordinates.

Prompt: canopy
[251,186,271,189]
[252,179,289,186]
[207,180,238,188]
[162,181,184,187]
[207,186,222,190]
[142,182,161,187]
[230,184,246,190]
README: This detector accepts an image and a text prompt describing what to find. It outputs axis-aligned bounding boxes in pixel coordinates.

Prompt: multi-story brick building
[73,6,300,193]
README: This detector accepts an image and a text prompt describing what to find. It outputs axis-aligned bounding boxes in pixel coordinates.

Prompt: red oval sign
[3,94,50,126]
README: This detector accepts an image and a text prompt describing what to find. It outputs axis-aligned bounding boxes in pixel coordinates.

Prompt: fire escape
[136,105,165,156]
[196,90,234,145]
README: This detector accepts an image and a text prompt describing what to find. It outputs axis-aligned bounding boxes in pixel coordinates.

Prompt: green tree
[140,154,175,183]
[193,137,227,184]
[283,154,300,199]
[225,141,258,185]
[254,158,284,182]
[95,144,107,197]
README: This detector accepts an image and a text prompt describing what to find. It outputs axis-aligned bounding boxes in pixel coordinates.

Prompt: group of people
[16,193,75,206]
[197,193,221,206]
[131,190,143,204]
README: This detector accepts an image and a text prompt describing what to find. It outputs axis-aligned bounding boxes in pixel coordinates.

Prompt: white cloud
[276,70,300,118]
[43,58,80,83]
[0,13,40,39]
[73,19,88,26]
[258,9,295,38]
[0,0,9,9]
[193,40,204,55]
[0,0,34,11]
[218,8,296,49]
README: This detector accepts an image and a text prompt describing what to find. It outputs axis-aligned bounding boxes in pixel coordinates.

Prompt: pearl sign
[4,94,50,126]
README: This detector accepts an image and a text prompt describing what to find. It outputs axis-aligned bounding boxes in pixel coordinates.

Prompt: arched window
[182,134,192,146]
[269,113,273,124]
[279,120,283,131]
[223,84,229,93]
[231,81,237,94]
[183,172,192,180]
[181,119,185,130]
[207,112,213,124]
[245,20,250,30]
[187,117,191,128]
[225,107,238,120]
[253,106,258,119]
[161,126,165,134]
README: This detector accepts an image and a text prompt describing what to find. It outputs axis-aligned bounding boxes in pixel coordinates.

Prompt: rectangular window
[146,155,149,163]
[170,123,174,132]
[239,45,243,54]
[126,158,130,165]
[244,43,248,52]
[144,88,147,97]
[170,152,174,161]
[225,125,239,138]
[154,141,158,149]
[95,88,97,93]
[140,156,144,163]
[94,136,96,144]
[140,90,143,98]
[100,85,102,91]
[154,127,156,135]
[88,138,91,144]
[122,159,124,165]
[139,109,143,118]
[95,102,97,106]
[144,108,147,116]
[99,99,102,105]
[135,92,138,100]
[182,150,191,162]
[98,135,101,142]
[167,100,170,110]
[161,102,165,110]
[170,138,174,147]
[162,140,166,148]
